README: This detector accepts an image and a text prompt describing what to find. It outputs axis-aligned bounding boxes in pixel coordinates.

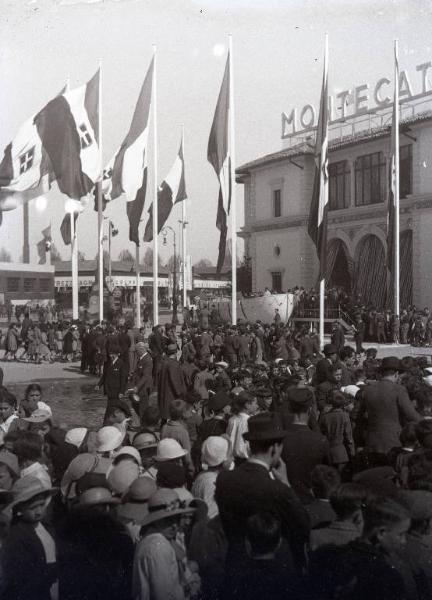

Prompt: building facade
[237,106,432,310]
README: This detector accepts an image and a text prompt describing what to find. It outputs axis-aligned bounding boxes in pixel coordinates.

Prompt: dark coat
[157,356,186,419]
[281,424,330,500]
[1,521,58,600]
[314,357,336,385]
[356,379,421,453]
[215,461,310,573]
[331,327,345,353]
[98,357,128,399]
[132,353,153,400]
[319,408,355,464]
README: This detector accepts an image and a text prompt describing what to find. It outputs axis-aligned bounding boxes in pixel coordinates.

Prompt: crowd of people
[1,311,432,599]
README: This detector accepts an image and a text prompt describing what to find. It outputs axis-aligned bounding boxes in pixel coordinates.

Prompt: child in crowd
[319,390,355,470]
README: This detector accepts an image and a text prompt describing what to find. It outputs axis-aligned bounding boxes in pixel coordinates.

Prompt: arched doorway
[325,238,353,293]
[400,229,413,308]
[354,234,387,307]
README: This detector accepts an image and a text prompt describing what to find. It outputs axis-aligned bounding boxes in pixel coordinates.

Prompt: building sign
[194,280,229,289]
[55,276,95,289]
[282,60,432,138]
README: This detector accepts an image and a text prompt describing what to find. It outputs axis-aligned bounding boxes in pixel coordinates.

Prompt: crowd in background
[1,308,432,598]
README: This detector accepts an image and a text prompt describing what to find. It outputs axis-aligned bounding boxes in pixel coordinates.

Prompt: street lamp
[162,225,178,325]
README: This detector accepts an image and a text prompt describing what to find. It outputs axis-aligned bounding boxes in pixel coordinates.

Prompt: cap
[201,436,229,467]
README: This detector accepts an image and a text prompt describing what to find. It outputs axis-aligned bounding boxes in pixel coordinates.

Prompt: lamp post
[162,225,178,325]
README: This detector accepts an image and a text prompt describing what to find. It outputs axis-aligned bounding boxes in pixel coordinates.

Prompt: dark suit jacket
[282,424,330,500]
[314,357,336,385]
[132,353,153,399]
[215,461,309,572]
[99,357,128,398]
[157,357,186,419]
[356,379,420,453]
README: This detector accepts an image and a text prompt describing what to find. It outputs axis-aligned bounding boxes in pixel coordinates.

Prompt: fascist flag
[387,47,399,275]
[308,42,329,282]
[34,70,100,200]
[99,58,154,245]
[144,137,186,242]
[36,225,52,264]
[208,54,231,273]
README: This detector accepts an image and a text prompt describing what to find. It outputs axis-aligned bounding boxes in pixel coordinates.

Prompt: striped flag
[208,54,231,273]
[144,137,186,242]
[99,58,154,245]
[307,43,329,282]
[387,47,399,274]
[34,70,100,200]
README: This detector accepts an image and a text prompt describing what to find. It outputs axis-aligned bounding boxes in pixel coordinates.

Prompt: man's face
[379,519,410,552]
[246,398,258,415]
[16,495,49,524]
[333,369,343,383]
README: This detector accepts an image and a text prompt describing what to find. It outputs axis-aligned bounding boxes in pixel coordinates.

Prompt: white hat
[341,385,361,398]
[65,428,88,448]
[107,461,140,495]
[215,361,229,369]
[113,446,142,466]
[201,436,229,467]
[96,426,124,453]
[23,409,51,424]
[154,438,187,462]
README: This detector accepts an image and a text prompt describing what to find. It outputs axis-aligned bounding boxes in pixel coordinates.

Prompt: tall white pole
[152,45,159,326]
[71,213,79,320]
[394,39,400,317]
[229,35,237,326]
[97,59,104,323]
[182,125,187,309]
[135,244,141,328]
[319,33,329,351]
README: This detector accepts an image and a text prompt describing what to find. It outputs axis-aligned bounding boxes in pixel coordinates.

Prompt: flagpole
[394,39,400,317]
[71,213,79,320]
[135,244,141,328]
[181,125,187,309]
[319,33,329,350]
[229,34,237,326]
[97,59,104,323]
[152,44,159,326]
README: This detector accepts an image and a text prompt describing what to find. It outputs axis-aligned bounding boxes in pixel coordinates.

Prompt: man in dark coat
[223,327,240,367]
[313,343,339,385]
[148,325,165,381]
[331,321,345,354]
[131,341,153,420]
[281,388,330,501]
[215,412,310,578]
[117,325,132,374]
[355,356,420,454]
[157,344,186,420]
[96,343,128,404]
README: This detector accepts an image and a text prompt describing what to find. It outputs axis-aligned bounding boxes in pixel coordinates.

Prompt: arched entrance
[325,238,353,293]
[354,234,387,307]
[400,229,413,308]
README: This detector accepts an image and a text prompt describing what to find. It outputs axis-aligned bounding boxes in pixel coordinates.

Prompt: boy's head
[245,512,281,558]
[330,483,367,526]
[362,496,410,552]
[12,431,43,468]
[141,406,161,429]
[105,400,132,425]
[169,399,187,421]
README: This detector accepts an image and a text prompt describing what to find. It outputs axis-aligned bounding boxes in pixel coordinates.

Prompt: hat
[156,462,187,488]
[109,399,132,418]
[96,426,124,452]
[287,387,314,407]
[323,344,337,356]
[10,476,58,508]
[107,461,140,495]
[61,453,111,499]
[23,409,52,423]
[215,361,228,369]
[133,432,159,451]
[74,486,120,509]
[202,436,229,467]
[398,490,432,521]
[380,356,401,372]
[65,427,88,448]
[0,450,20,478]
[207,391,231,413]
[154,438,187,461]
[353,467,398,496]
[75,472,110,496]
[243,412,286,442]
[140,488,196,528]
[341,385,361,398]
[117,477,157,523]
[114,446,142,466]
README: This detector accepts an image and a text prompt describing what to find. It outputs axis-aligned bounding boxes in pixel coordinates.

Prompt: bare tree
[193,258,213,269]
[143,247,163,269]
[118,249,134,263]
[50,243,63,263]
[0,247,12,262]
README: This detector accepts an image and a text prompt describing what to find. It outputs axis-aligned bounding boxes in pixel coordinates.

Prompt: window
[23,278,36,292]
[39,279,50,292]
[400,144,412,198]
[271,271,282,293]
[274,245,281,257]
[329,160,350,210]
[273,189,281,217]
[7,278,19,292]
[355,151,386,206]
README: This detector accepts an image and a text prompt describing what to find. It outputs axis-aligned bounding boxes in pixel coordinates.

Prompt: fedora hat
[380,356,401,372]
[323,344,337,356]
[140,489,195,528]
[243,412,286,442]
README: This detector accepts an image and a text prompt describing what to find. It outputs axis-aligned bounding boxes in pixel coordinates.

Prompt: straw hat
[10,476,58,508]
[154,439,187,462]
[96,426,124,452]
[140,489,195,528]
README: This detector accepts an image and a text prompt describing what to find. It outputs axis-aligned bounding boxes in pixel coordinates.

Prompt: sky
[1,0,431,265]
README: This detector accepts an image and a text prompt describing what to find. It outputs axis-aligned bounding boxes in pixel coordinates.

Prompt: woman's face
[25,389,41,412]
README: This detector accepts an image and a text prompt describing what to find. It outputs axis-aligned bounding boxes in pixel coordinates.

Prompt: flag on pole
[387,48,399,274]
[34,70,100,200]
[98,58,154,244]
[207,54,231,273]
[144,137,186,242]
[307,44,329,282]
[36,225,52,264]
[60,213,78,246]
